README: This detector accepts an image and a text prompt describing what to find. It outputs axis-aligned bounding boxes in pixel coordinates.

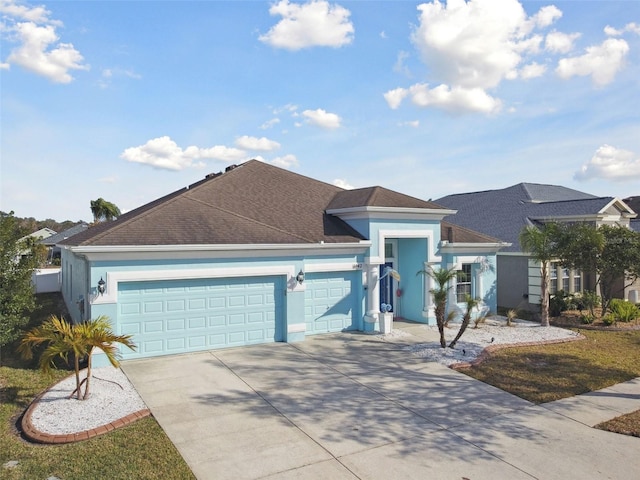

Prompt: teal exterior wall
[441,251,498,316]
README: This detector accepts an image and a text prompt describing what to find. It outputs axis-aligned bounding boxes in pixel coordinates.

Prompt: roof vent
[225,164,238,173]
[205,171,222,179]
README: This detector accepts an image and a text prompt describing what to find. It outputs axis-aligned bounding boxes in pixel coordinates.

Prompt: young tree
[19,315,136,400]
[519,223,560,327]
[555,223,640,315]
[448,294,479,349]
[90,198,121,223]
[0,211,38,359]
[418,266,458,348]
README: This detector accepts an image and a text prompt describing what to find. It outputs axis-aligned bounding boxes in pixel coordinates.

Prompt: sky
[1,0,639,223]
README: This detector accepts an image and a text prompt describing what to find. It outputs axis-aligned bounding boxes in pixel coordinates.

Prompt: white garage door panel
[118,276,282,359]
[305,271,359,335]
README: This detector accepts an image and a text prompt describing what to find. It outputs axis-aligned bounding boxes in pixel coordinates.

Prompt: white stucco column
[365,262,381,328]
[422,262,438,319]
[475,267,483,302]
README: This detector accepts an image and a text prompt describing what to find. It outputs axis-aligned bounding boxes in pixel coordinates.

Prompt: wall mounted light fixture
[97,277,106,295]
[296,270,305,284]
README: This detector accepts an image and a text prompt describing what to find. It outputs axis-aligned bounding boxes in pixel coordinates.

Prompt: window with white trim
[549,262,558,294]
[456,264,472,303]
[573,270,582,292]
[562,268,570,292]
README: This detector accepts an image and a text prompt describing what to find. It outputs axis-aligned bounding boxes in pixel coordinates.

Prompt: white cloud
[545,31,581,54]
[393,0,563,115]
[333,178,354,189]
[390,83,502,114]
[0,0,57,24]
[259,0,354,50]
[519,62,546,79]
[411,0,556,90]
[604,22,640,37]
[393,50,411,76]
[270,154,299,168]
[0,62,9,70]
[399,120,420,128]
[384,87,409,110]
[235,135,281,151]
[259,118,280,130]
[556,38,629,86]
[1,1,88,83]
[301,108,342,129]
[98,67,141,88]
[121,136,246,171]
[575,145,640,181]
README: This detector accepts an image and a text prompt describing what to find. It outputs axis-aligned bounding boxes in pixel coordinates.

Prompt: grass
[0,293,195,480]
[459,328,640,437]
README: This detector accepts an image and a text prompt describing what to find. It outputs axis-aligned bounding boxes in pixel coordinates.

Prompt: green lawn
[459,328,640,437]
[1,294,195,480]
[459,329,640,404]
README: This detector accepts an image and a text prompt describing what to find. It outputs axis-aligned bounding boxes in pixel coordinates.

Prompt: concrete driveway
[123,331,640,480]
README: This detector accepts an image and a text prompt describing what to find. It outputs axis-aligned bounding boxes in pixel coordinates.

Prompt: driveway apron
[122,332,640,480]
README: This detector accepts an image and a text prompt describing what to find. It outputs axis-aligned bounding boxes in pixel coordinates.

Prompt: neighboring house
[17,227,57,261]
[437,183,637,312]
[40,223,89,264]
[624,196,640,233]
[59,160,507,361]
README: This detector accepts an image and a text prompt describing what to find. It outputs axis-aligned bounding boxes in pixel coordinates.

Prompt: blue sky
[1,0,639,223]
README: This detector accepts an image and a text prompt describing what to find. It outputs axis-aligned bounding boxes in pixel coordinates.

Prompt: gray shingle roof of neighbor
[40,223,89,245]
[440,220,502,244]
[436,183,619,253]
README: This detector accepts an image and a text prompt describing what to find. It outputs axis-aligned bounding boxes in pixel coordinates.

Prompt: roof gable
[327,186,446,210]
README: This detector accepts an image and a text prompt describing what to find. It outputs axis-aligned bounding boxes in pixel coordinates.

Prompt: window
[549,262,558,294]
[573,270,582,293]
[562,268,570,292]
[456,264,472,303]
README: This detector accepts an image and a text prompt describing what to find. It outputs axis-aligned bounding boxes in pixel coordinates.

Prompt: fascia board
[439,242,511,254]
[67,242,372,261]
[327,206,457,221]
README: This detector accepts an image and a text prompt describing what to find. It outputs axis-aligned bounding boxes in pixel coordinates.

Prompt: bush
[609,299,640,323]
[550,290,573,317]
[602,314,616,326]
[580,314,595,325]
[574,290,600,313]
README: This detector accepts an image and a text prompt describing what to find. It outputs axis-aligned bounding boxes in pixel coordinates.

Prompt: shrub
[550,290,573,317]
[580,314,595,325]
[577,290,600,312]
[609,299,640,323]
[602,314,616,326]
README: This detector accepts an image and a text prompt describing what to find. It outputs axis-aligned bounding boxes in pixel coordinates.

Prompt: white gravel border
[405,318,580,366]
[29,366,147,435]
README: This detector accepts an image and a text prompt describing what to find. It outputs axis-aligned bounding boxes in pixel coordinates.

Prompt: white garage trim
[93,265,296,305]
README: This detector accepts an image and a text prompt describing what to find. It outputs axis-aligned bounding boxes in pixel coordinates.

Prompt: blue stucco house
[60,161,507,361]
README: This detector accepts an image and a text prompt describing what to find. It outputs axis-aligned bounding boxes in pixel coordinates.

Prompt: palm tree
[449,294,479,349]
[418,266,458,348]
[19,315,136,400]
[90,198,121,223]
[519,223,560,327]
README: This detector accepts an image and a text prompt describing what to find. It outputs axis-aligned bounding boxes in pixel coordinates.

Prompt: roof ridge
[185,195,318,244]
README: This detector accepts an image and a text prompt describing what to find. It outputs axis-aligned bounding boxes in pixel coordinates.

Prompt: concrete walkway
[123,327,640,480]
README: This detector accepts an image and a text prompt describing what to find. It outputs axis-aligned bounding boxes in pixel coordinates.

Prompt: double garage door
[117,271,360,360]
[118,276,283,359]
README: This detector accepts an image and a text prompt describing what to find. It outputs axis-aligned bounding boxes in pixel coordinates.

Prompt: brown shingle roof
[327,186,447,210]
[440,221,502,244]
[62,161,366,247]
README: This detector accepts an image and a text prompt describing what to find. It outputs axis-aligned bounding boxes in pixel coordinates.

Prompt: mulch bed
[550,309,640,331]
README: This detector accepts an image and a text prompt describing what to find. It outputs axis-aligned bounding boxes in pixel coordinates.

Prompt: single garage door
[118,276,284,359]
[304,271,360,335]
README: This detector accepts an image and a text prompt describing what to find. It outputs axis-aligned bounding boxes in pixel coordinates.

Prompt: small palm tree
[449,294,479,349]
[418,266,458,348]
[19,315,136,400]
[519,223,560,327]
